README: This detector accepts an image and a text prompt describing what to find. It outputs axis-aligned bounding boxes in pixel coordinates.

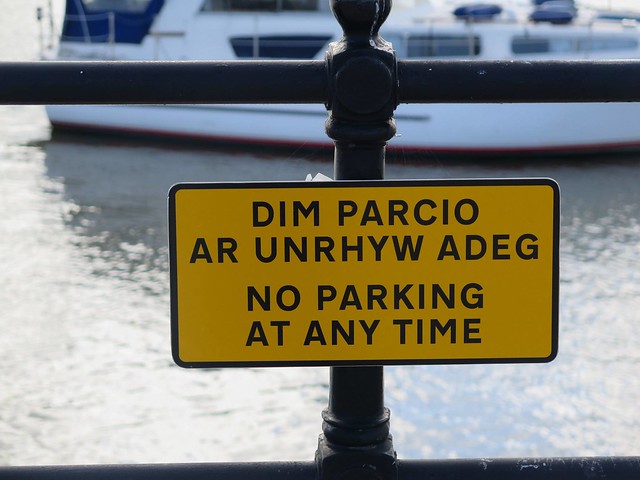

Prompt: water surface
[1,0,639,466]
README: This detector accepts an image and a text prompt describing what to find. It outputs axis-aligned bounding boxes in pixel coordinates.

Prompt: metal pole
[324,0,397,182]
[318,0,398,479]
[323,366,389,447]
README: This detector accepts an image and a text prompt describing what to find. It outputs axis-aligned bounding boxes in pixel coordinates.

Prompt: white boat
[40,0,640,155]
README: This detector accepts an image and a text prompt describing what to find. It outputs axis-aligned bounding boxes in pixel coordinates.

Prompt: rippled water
[1,0,640,467]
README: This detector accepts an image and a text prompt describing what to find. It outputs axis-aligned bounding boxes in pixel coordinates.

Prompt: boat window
[512,36,638,54]
[82,0,154,13]
[201,0,318,12]
[581,37,639,51]
[406,35,481,57]
[230,35,331,58]
[597,12,640,22]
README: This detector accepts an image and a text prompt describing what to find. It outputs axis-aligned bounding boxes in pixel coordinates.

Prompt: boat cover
[61,0,165,44]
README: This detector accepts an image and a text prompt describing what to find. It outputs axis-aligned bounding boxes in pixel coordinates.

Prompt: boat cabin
[54,0,640,63]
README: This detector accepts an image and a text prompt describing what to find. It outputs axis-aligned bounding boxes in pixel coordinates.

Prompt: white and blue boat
[41,0,640,155]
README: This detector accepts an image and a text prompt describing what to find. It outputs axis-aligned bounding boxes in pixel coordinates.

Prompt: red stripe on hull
[49,120,640,156]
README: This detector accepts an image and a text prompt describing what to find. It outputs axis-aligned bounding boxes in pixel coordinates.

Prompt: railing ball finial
[330,0,392,45]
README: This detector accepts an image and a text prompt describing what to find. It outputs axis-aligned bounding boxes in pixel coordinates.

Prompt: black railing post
[324,0,398,181]
[318,1,398,480]
[317,365,396,480]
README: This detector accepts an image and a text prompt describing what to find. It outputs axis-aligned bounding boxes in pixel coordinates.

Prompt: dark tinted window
[230,35,331,58]
[512,37,550,54]
[83,0,154,12]
[407,35,480,57]
[202,0,317,11]
[512,36,638,54]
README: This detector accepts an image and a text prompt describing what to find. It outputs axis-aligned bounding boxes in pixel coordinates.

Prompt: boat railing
[37,6,119,59]
[57,11,118,58]
[36,0,58,59]
[62,12,117,42]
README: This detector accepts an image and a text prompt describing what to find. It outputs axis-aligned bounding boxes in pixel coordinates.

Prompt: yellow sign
[169,179,559,367]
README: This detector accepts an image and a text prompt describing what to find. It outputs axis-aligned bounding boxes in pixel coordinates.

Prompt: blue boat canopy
[530,5,575,25]
[62,0,165,44]
[453,4,502,21]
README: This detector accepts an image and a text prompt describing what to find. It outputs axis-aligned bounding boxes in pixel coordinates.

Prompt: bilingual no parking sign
[169,178,559,368]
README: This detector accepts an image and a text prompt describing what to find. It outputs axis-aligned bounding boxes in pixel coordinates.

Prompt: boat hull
[46,102,640,155]
[41,0,640,156]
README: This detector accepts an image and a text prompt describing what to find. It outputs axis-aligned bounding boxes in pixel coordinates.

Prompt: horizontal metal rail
[397,60,640,103]
[2,55,639,479]
[3,60,640,105]
[0,461,317,480]
[2,457,640,479]
[0,61,327,104]
[399,457,640,479]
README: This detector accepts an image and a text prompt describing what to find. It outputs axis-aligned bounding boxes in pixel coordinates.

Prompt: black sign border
[168,178,560,368]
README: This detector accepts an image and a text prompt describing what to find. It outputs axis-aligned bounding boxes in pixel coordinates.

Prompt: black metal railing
[1,0,639,478]
[2,457,640,480]
[3,59,640,105]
